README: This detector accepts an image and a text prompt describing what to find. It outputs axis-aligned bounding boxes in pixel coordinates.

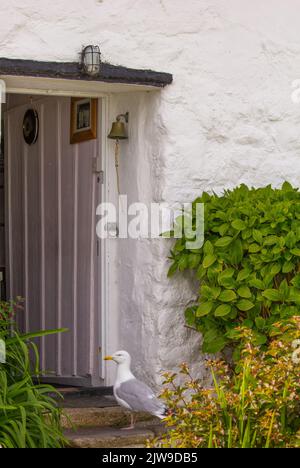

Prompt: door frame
[2,77,111,385]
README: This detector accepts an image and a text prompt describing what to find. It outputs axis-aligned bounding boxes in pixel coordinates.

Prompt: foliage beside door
[0,300,66,448]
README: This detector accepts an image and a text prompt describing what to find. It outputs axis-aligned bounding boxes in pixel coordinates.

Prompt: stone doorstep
[58,394,116,409]
[61,401,166,448]
[61,406,156,429]
[65,423,164,449]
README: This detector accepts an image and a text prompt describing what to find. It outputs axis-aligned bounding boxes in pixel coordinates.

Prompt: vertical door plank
[60,97,76,377]
[43,99,59,374]
[6,112,25,329]
[76,139,95,377]
[26,109,42,350]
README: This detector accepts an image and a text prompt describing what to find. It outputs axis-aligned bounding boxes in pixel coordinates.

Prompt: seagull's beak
[104,355,113,361]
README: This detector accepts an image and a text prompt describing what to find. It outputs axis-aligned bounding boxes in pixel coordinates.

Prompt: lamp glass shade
[82,45,101,76]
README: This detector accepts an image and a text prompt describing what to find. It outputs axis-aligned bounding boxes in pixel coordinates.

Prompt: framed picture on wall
[70,97,97,144]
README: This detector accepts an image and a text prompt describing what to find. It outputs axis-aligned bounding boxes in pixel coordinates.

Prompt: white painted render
[1,0,300,386]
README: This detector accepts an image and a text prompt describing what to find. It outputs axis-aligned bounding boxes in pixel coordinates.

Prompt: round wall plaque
[23,109,39,145]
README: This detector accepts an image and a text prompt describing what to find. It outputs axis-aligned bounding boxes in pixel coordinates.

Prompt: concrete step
[65,422,163,448]
[61,405,155,429]
[59,394,117,409]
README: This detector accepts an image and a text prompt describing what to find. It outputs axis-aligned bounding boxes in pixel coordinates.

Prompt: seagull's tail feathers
[154,407,170,420]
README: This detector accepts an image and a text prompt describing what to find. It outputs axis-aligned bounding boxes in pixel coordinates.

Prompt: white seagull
[104,350,167,429]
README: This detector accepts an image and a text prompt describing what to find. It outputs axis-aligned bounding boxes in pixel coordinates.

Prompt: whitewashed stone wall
[1,0,300,385]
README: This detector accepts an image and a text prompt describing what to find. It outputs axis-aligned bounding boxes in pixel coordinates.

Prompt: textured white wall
[106,92,204,387]
[2,0,300,385]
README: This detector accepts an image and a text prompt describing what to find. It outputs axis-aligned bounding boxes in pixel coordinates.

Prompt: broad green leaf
[203,240,214,255]
[201,284,213,299]
[263,235,279,246]
[230,239,243,264]
[236,299,255,311]
[219,277,236,289]
[282,261,294,274]
[237,286,251,298]
[285,231,296,248]
[203,254,217,269]
[201,285,221,300]
[284,252,292,261]
[291,248,300,257]
[253,332,268,346]
[289,288,300,303]
[167,262,178,277]
[242,228,252,240]
[202,336,227,353]
[252,229,263,244]
[232,219,246,231]
[255,317,266,330]
[243,319,254,328]
[218,290,237,302]
[203,328,219,343]
[161,230,174,238]
[174,240,185,252]
[178,255,189,271]
[184,307,195,326]
[248,243,260,253]
[196,264,206,280]
[215,236,233,248]
[229,308,238,319]
[226,328,241,339]
[211,286,221,299]
[188,253,201,269]
[270,264,281,276]
[279,279,290,300]
[218,268,235,280]
[237,268,251,282]
[291,274,300,288]
[249,277,264,289]
[219,223,229,236]
[282,181,293,191]
[214,304,231,317]
[196,301,213,317]
[262,289,281,302]
[218,268,236,288]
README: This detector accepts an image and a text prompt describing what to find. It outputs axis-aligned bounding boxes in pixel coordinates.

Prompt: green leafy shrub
[168,182,300,354]
[150,318,300,448]
[0,300,67,448]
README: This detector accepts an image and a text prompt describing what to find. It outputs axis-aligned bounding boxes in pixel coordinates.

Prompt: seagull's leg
[122,413,136,430]
[132,413,137,427]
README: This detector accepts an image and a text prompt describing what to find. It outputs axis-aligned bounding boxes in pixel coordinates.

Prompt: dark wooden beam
[0,57,173,88]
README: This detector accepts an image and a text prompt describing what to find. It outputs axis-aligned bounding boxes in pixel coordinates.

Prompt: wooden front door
[5,95,102,386]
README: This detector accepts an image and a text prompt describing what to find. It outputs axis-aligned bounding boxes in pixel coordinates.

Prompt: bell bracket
[116,112,129,123]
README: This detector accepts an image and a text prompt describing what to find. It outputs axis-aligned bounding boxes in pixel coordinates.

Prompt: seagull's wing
[115,378,166,418]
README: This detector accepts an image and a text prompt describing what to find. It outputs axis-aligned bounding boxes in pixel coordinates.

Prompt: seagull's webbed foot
[121,413,137,430]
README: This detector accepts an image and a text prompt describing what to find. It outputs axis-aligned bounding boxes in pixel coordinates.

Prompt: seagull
[104,350,167,429]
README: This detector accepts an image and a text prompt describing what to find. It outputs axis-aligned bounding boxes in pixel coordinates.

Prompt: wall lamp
[80,45,101,76]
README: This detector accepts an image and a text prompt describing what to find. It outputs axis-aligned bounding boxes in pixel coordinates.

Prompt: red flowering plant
[150,318,300,448]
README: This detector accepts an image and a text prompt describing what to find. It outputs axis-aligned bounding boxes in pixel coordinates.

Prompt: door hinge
[93,157,104,183]
[98,170,104,184]
[92,156,101,173]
